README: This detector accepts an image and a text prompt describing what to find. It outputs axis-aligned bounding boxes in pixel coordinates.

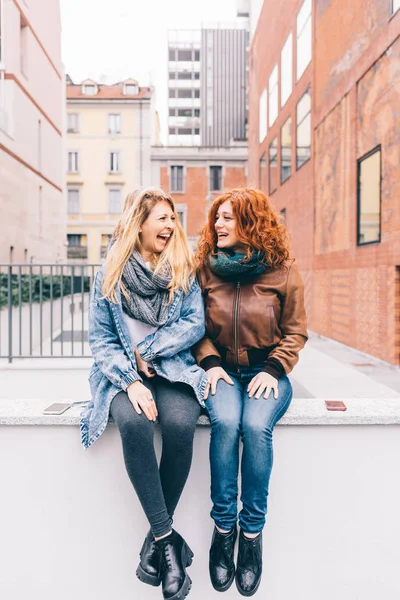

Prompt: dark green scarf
[207,251,269,280]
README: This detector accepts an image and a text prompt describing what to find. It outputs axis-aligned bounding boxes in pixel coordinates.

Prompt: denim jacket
[80,267,208,449]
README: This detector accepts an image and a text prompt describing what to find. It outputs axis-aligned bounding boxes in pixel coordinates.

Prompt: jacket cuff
[200,355,222,371]
[262,358,285,380]
[136,340,153,363]
[120,370,141,391]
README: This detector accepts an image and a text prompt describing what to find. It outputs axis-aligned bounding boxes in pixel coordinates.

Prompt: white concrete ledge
[0,397,400,426]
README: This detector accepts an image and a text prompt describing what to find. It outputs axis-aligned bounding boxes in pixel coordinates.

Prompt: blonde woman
[82,188,208,600]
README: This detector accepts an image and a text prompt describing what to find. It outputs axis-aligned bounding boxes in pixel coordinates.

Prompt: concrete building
[167,24,248,147]
[0,0,66,263]
[247,0,400,366]
[66,78,153,264]
[151,143,247,244]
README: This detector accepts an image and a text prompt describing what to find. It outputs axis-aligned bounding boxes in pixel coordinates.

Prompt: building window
[178,72,192,80]
[20,15,28,76]
[108,114,121,134]
[281,33,293,107]
[170,166,184,192]
[169,89,176,98]
[124,83,138,95]
[178,89,192,98]
[175,204,188,232]
[194,109,200,117]
[269,138,278,195]
[67,189,80,214]
[178,49,193,61]
[268,65,278,127]
[169,72,177,79]
[83,84,96,95]
[281,117,292,183]
[108,189,122,214]
[357,147,381,246]
[67,234,82,247]
[169,49,176,61]
[178,128,192,135]
[297,0,312,80]
[194,50,200,61]
[210,166,223,191]
[392,0,400,14]
[67,234,88,259]
[169,109,176,116]
[259,89,267,143]
[109,152,121,173]
[280,208,287,224]
[259,153,267,191]
[194,72,200,79]
[194,90,200,98]
[68,151,79,173]
[296,87,311,169]
[178,109,192,117]
[67,113,79,133]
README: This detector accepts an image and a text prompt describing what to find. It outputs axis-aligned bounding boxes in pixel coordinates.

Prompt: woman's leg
[239,375,293,534]
[154,378,201,519]
[205,377,243,532]
[110,385,171,539]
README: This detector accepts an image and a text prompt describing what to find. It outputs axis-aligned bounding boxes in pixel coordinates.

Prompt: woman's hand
[127,381,158,421]
[204,367,234,400]
[134,348,156,378]
[247,372,279,400]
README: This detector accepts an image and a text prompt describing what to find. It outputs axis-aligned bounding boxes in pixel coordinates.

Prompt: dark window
[178,109,192,117]
[194,72,200,79]
[269,138,278,195]
[259,153,267,191]
[210,166,222,191]
[178,50,192,61]
[67,234,82,247]
[169,49,176,61]
[178,128,192,134]
[177,89,192,98]
[281,116,292,183]
[296,87,311,169]
[169,72,176,79]
[178,72,192,79]
[169,109,176,117]
[194,90,200,98]
[194,109,200,117]
[194,50,200,60]
[169,127,176,135]
[169,89,176,98]
[280,208,287,224]
[194,128,200,134]
[170,166,184,192]
[357,146,381,246]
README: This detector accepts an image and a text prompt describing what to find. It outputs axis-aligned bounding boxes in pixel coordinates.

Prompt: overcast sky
[60,0,239,138]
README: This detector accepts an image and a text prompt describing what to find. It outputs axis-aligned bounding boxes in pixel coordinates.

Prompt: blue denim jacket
[80,267,208,449]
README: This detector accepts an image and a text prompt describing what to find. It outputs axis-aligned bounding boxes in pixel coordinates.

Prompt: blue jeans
[205,366,293,534]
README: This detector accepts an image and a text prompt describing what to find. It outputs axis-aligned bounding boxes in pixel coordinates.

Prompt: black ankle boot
[156,529,193,600]
[209,525,237,591]
[235,530,263,596]
[136,530,162,586]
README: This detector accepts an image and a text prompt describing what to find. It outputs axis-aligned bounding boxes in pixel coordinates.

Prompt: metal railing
[0,264,100,362]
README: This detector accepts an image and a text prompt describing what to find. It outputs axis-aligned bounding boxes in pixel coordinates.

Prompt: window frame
[281,116,292,184]
[356,145,382,247]
[67,113,79,133]
[67,188,80,214]
[108,113,121,134]
[209,165,223,192]
[268,138,278,196]
[108,188,122,215]
[281,32,293,107]
[68,151,79,173]
[170,165,185,193]
[259,89,267,143]
[109,151,121,174]
[268,65,279,128]
[296,0,312,81]
[296,87,311,170]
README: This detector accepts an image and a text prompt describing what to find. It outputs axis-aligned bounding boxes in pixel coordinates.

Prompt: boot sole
[136,563,161,587]
[235,574,262,597]
[166,573,192,600]
[210,568,235,592]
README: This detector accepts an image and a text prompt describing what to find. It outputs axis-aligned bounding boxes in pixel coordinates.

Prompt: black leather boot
[156,529,193,600]
[136,530,162,586]
[235,530,263,596]
[209,525,237,591]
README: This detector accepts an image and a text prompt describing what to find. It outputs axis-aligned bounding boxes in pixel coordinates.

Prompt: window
[392,0,400,14]
[67,234,82,247]
[194,109,200,117]
[296,88,311,169]
[178,89,192,98]
[259,89,267,143]
[210,166,222,191]
[20,15,28,76]
[194,128,199,134]
[108,189,122,214]
[357,147,381,245]
[124,83,138,95]
[177,128,192,134]
[67,189,80,214]
[280,208,287,224]
[269,138,278,195]
[68,151,79,173]
[297,0,312,80]
[169,89,177,98]
[178,72,192,80]
[169,49,176,61]
[169,109,176,116]
[175,205,188,233]
[67,113,79,133]
[269,65,278,127]
[109,152,121,173]
[194,72,200,80]
[281,117,292,183]
[169,127,176,135]
[169,72,177,79]
[194,50,200,61]
[108,114,121,134]
[194,90,200,98]
[178,50,192,61]
[83,84,96,95]
[259,153,267,191]
[281,33,293,107]
[170,166,184,192]
[178,109,192,117]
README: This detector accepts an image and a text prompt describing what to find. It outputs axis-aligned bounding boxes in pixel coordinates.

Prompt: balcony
[67,246,88,260]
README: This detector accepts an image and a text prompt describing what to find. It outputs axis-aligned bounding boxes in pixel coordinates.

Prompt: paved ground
[0,331,399,402]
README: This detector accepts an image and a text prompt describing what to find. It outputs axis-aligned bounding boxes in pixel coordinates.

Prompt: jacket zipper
[233,281,241,372]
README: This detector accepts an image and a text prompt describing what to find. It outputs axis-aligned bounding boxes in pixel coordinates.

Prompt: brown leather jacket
[193,259,308,379]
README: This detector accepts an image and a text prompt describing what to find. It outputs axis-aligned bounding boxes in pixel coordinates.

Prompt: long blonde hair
[102,187,195,303]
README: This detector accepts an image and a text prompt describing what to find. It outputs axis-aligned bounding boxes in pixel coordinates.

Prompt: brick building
[248,0,400,366]
[151,144,247,244]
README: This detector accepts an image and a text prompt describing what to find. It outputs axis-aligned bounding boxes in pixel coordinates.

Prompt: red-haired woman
[194,188,308,596]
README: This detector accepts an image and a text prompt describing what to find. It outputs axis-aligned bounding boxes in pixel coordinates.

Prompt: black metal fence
[0,264,100,362]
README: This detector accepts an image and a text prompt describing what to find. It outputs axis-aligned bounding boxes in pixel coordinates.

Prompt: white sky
[60,0,239,139]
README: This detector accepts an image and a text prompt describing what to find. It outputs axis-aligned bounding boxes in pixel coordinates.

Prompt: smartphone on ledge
[325,400,347,411]
[43,403,72,415]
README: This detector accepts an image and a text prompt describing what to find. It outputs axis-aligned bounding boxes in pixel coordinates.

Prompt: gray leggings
[110,376,201,538]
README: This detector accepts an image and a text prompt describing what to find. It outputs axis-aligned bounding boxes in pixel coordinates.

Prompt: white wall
[0,420,399,599]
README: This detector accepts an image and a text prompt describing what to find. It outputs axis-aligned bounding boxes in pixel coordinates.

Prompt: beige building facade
[0,0,66,263]
[66,79,153,264]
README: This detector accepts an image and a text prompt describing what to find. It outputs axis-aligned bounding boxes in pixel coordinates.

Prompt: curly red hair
[197,188,290,268]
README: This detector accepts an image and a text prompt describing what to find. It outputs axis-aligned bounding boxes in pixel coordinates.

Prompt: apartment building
[248,0,400,365]
[0,0,65,263]
[66,78,153,264]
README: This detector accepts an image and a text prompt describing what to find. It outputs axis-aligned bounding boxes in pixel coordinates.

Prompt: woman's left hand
[247,372,279,399]
[134,348,156,378]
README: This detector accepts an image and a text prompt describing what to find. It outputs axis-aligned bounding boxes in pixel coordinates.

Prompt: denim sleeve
[88,271,141,391]
[136,278,206,361]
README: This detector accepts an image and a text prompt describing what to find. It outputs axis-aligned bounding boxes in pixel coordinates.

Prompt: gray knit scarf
[121,250,172,326]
